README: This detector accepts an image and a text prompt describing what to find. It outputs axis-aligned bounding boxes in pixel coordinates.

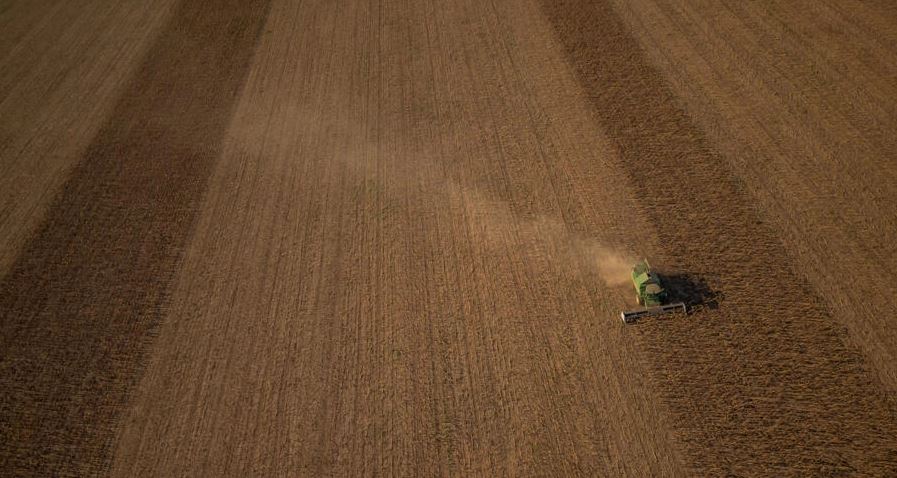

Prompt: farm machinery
[620,259,686,324]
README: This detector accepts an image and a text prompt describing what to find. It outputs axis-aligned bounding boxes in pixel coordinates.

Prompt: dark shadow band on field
[539,0,897,475]
[0,1,272,474]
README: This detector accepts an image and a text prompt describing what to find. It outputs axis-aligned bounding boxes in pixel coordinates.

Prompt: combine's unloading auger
[621,259,687,324]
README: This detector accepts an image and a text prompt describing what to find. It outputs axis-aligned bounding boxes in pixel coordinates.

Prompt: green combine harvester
[621,259,687,324]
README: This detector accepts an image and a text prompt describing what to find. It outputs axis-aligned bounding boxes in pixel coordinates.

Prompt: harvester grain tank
[621,259,686,324]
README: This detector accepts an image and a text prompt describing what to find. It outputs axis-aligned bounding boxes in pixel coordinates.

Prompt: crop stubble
[2,0,897,476]
[111,0,686,475]
[612,0,897,393]
[0,0,179,275]
[0,1,271,474]
[542,0,897,475]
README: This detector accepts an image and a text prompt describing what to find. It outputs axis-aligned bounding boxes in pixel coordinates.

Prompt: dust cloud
[445,181,635,288]
[334,134,637,290]
[579,242,635,287]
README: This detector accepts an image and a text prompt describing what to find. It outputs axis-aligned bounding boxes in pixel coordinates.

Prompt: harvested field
[1,0,896,476]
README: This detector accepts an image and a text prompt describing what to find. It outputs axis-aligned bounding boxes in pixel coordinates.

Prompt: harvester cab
[621,259,687,324]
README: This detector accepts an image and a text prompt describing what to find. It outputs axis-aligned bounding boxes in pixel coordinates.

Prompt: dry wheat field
[2,0,897,476]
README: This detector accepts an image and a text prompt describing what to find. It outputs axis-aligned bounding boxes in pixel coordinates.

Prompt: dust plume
[579,242,635,287]
[331,131,637,290]
[444,181,636,288]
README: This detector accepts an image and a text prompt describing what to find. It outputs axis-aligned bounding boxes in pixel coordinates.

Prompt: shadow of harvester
[660,273,722,311]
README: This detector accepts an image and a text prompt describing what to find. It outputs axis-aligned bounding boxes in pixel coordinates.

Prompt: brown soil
[0,0,179,275]
[0,1,271,474]
[542,1,897,475]
[2,0,896,476]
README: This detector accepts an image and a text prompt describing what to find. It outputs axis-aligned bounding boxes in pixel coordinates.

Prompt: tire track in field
[0,1,271,474]
[541,0,897,475]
